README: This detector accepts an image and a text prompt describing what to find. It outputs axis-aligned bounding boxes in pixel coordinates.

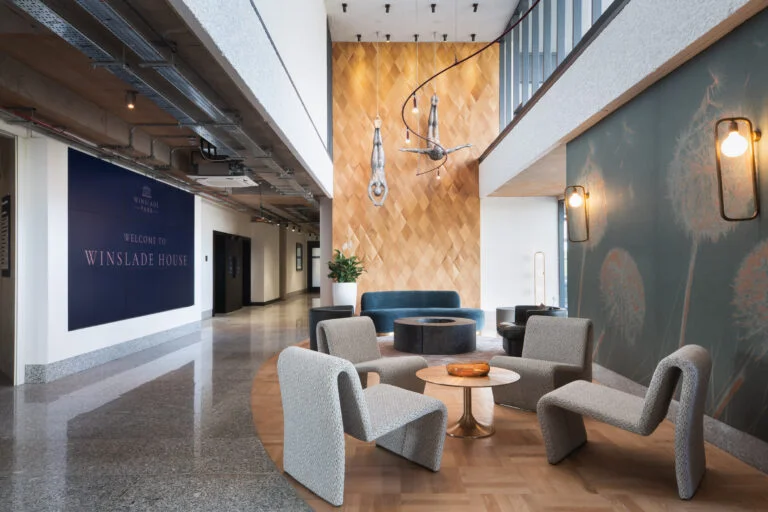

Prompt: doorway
[0,134,15,385]
[307,240,320,292]
[212,231,251,315]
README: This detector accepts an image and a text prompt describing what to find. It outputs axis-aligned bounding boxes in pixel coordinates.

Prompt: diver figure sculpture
[400,94,471,160]
[368,116,388,206]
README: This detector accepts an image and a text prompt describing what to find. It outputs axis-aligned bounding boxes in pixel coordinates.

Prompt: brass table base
[446,387,495,438]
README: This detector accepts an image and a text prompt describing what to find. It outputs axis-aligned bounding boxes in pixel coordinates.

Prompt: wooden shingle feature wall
[331,42,499,307]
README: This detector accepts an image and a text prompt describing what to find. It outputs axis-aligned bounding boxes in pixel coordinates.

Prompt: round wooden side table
[416,366,520,438]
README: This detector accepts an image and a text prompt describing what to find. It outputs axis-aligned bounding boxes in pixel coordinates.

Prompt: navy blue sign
[68,149,194,331]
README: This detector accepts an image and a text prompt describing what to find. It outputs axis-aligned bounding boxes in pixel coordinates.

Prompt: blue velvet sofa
[360,290,485,334]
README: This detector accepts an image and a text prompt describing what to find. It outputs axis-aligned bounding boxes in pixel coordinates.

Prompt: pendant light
[412,33,419,114]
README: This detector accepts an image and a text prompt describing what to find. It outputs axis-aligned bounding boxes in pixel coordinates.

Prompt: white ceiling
[326,0,521,42]
[490,144,566,197]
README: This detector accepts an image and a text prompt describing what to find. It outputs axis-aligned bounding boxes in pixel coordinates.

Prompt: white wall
[253,0,328,145]
[283,229,309,295]
[481,197,560,321]
[4,117,297,383]
[168,0,333,198]
[251,222,280,303]
[481,0,763,196]
[13,133,203,370]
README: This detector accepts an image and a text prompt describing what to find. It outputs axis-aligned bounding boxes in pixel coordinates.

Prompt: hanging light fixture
[405,128,411,144]
[436,167,441,180]
[125,90,137,110]
[368,32,389,206]
[412,33,419,114]
[714,117,761,221]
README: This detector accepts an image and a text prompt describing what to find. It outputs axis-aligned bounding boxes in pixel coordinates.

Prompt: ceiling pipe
[0,106,295,225]
[13,0,314,216]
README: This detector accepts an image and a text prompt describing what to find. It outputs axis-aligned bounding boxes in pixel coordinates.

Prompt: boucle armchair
[490,317,593,410]
[317,316,428,393]
[537,344,711,500]
[277,346,447,506]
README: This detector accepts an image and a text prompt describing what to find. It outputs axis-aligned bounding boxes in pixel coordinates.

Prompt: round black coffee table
[393,317,476,354]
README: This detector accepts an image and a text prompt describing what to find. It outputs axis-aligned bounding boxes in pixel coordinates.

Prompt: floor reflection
[0,293,315,511]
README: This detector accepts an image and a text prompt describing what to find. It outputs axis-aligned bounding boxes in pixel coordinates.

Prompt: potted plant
[327,249,365,312]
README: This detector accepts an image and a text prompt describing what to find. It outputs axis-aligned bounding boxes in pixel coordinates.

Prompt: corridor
[0,295,316,511]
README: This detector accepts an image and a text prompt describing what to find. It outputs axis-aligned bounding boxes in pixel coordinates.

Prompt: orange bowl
[446,361,490,377]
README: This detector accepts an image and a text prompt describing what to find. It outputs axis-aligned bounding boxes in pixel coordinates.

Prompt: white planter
[332,282,358,312]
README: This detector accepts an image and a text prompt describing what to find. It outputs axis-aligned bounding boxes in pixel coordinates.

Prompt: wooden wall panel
[332,42,499,308]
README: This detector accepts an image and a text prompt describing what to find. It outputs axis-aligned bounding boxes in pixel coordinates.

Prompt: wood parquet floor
[251,342,768,511]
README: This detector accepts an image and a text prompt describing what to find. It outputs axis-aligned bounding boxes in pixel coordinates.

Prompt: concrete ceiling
[490,144,566,197]
[0,0,322,228]
[326,0,520,42]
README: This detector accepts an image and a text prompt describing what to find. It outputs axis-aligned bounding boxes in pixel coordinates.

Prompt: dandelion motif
[715,239,768,418]
[594,248,646,357]
[667,75,738,347]
[575,151,608,316]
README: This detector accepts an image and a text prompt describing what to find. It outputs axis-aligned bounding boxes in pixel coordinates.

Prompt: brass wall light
[715,117,761,221]
[564,185,589,242]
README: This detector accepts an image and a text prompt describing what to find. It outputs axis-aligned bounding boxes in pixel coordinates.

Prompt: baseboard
[249,298,282,306]
[25,321,201,384]
[593,363,768,474]
[285,289,309,298]
[201,309,213,320]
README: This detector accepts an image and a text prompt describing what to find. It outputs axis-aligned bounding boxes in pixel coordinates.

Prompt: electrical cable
[402,0,541,176]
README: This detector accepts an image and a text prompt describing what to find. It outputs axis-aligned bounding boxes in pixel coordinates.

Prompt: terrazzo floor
[0,294,318,511]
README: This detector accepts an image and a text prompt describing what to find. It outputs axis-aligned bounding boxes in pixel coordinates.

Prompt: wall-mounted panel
[68,149,194,330]
[332,42,499,308]
[568,9,768,443]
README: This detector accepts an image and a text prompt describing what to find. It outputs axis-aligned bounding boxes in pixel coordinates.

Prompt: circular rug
[377,335,505,366]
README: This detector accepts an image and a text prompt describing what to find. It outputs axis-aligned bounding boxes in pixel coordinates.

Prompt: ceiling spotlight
[125,90,137,110]
[356,34,361,42]
[471,33,476,42]
[386,34,391,42]
[472,3,478,12]
[442,33,448,42]
[342,2,347,12]
[430,3,436,13]
[291,225,296,232]
[385,3,390,13]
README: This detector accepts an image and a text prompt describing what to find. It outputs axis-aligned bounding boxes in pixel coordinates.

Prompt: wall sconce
[714,117,761,221]
[564,185,589,242]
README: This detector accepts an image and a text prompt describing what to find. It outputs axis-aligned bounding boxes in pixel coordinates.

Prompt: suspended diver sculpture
[399,94,471,161]
[400,0,542,177]
[368,116,388,206]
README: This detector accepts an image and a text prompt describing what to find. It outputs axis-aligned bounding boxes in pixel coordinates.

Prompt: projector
[188,175,259,188]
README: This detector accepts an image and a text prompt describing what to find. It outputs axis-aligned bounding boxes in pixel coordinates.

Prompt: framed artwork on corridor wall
[296,243,303,271]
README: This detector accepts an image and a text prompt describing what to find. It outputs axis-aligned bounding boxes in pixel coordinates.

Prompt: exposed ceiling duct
[11,0,318,217]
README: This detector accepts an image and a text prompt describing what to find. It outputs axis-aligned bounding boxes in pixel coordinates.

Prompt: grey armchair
[537,344,711,500]
[490,317,593,411]
[277,346,447,506]
[317,316,428,393]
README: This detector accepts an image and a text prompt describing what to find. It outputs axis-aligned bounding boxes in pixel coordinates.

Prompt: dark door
[213,231,250,315]
[242,238,251,306]
[307,240,320,292]
[213,232,227,315]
